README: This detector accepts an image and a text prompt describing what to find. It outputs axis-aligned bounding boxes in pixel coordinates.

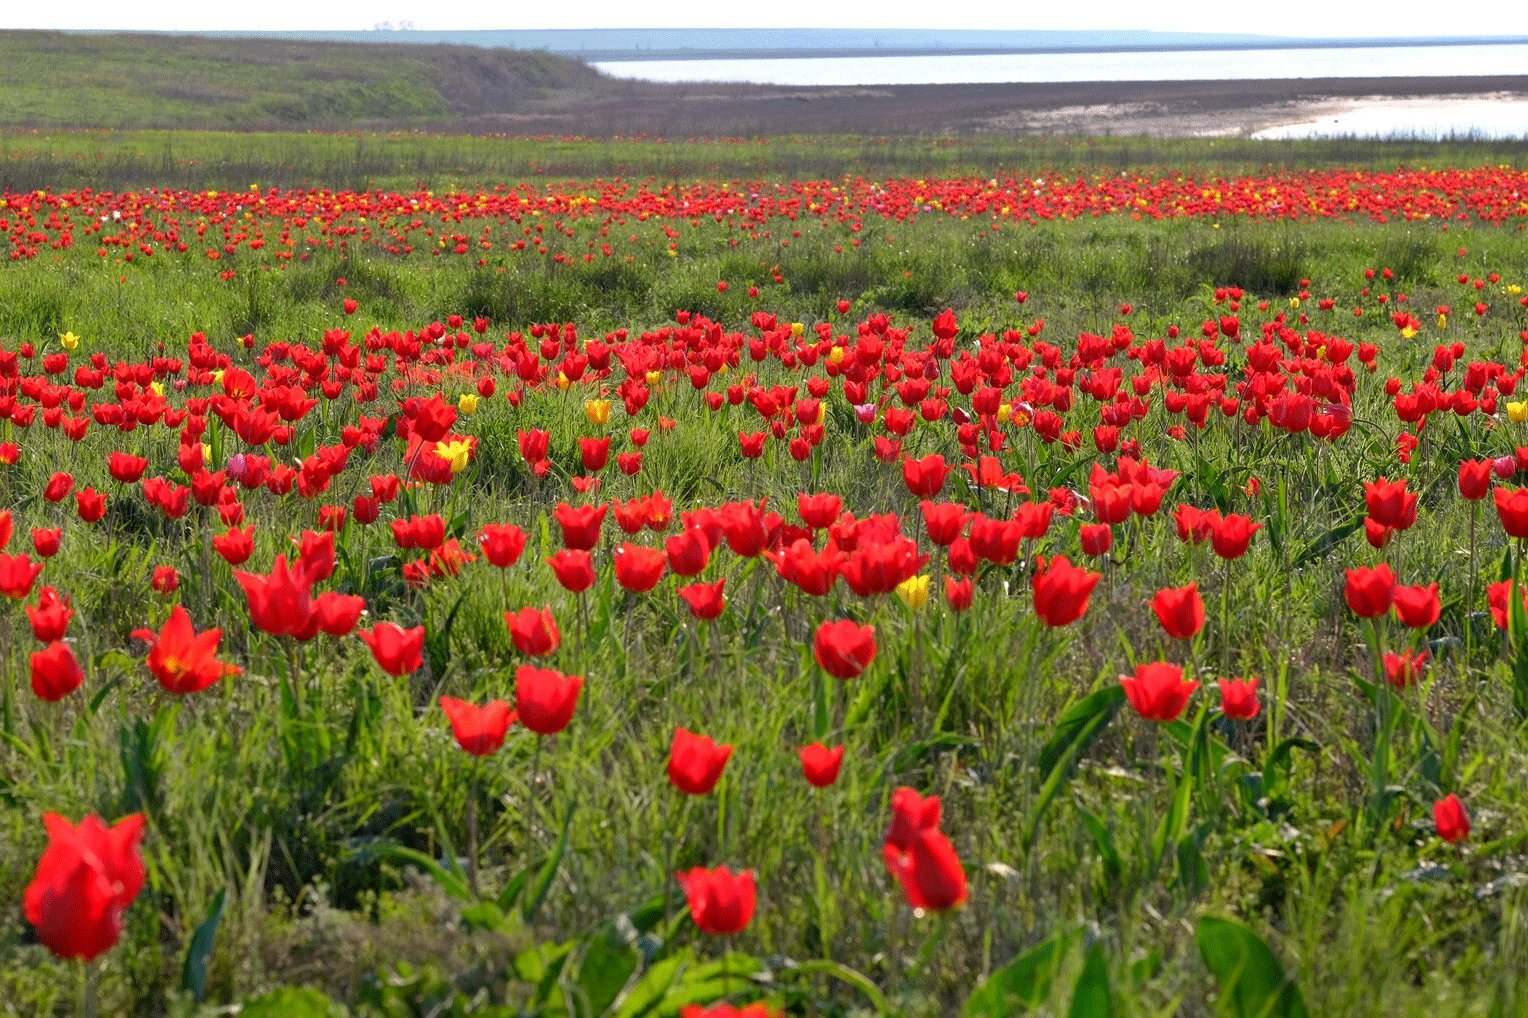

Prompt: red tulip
[1487,579,1528,629]
[799,742,845,787]
[901,454,948,498]
[1079,523,1112,557]
[75,487,106,523]
[1151,583,1205,639]
[132,605,241,695]
[31,641,84,701]
[1433,793,1470,843]
[514,664,583,735]
[1382,648,1427,689]
[151,565,179,595]
[667,727,732,795]
[107,452,149,484]
[311,591,366,636]
[554,501,606,550]
[1392,582,1441,629]
[1344,563,1396,618]
[678,578,727,620]
[43,471,73,502]
[813,619,876,679]
[1209,513,1261,559]
[26,587,72,642]
[1494,486,1528,539]
[944,575,974,611]
[1031,555,1101,627]
[798,492,843,530]
[31,528,61,558]
[884,787,942,860]
[1217,676,1260,720]
[680,1004,780,1018]
[1364,477,1417,530]
[212,525,255,565]
[546,549,596,593]
[439,696,514,756]
[478,523,527,568]
[0,552,44,600]
[1458,459,1493,500]
[24,812,146,961]
[1120,661,1199,722]
[613,542,666,592]
[506,606,560,656]
[888,826,968,912]
[234,555,314,638]
[358,622,425,676]
[677,865,755,935]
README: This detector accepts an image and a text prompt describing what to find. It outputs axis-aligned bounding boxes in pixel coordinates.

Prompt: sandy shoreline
[455,74,1528,138]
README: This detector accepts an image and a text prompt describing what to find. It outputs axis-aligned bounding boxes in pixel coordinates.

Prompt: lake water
[1253,99,1528,140]
[593,43,1528,88]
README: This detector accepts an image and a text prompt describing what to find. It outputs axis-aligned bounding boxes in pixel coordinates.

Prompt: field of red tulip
[3,152,1528,1017]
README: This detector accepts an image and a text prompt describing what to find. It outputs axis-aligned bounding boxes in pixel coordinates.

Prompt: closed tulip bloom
[43,471,74,502]
[439,696,514,756]
[944,575,974,611]
[1365,477,1417,530]
[32,641,84,701]
[506,606,560,656]
[678,578,727,620]
[131,605,241,695]
[1487,579,1528,629]
[546,550,596,593]
[1433,793,1470,843]
[1392,582,1441,629]
[889,826,968,912]
[311,591,366,636]
[358,622,425,676]
[798,491,843,530]
[1031,555,1101,628]
[884,787,942,859]
[813,619,876,679]
[1152,582,1205,639]
[478,523,527,568]
[677,865,755,935]
[668,727,732,795]
[1495,486,1528,539]
[1344,563,1396,618]
[24,812,146,961]
[680,1004,781,1018]
[799,742,845,787]
[1364,518,1394,550]
[613,542,666,592]
[1458,459,1493,500]
[1209,513,1261,559]
[1217,676,1261,720]
[107,452,149,484]
[31,528,62,558]
[1120,661,1199,722]
[514,664,583,735]
[901,453,949,498]
[1079,523,1112,557]
[212,525,255,565]
[75,487,107,523]
[919,500,967,547]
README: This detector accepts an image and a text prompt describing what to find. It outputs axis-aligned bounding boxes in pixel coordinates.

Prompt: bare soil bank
[453,74,1528,138]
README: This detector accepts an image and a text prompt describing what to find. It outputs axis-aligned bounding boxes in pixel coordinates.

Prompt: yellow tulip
[434,438,473,475]
[458,393,479,415]
[1508,401,1528,424]
[58,331,80,351]
[896,575,931,612]
[584,399,611,426]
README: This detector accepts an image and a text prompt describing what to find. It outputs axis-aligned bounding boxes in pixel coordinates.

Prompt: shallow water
[593,43,1528,87]
[1251,99,1528,140]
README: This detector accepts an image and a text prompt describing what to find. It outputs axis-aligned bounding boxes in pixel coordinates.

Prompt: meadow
[2,133,1528,1017]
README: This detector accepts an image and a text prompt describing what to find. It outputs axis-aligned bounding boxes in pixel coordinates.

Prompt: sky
[3,0,1524,38]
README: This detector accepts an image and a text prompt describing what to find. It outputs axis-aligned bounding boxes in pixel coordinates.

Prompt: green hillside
[0,31,615,129]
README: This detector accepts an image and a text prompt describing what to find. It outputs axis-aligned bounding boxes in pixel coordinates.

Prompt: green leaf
[612,952,686,1018]
[348,842,472,902]
[523,800,576,921]
[1077,807,1121,888]
[181,887,226,1004]
[1027,686,1124,847]
[961,930,1078,1017]
[1289,517,1363,570]
[1196,915,1308,1018]
[1069,943,1114,1018]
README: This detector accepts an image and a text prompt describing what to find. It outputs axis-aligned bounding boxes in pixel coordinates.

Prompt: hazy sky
[4,0,1522,37]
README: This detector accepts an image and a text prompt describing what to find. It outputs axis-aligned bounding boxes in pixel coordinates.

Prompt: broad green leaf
[181,887,226,1004]
[1196,915,1307,1018]
[1069,943,1114,1018]
[961,930,1078,1017]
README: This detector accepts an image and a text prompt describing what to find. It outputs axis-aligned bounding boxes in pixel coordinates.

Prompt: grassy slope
[0,31,613,129]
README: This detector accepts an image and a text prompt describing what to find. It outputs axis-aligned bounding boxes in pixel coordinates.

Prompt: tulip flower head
[676,865,755,935]
[24,812,146,961]
[1120,661,1199,722]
